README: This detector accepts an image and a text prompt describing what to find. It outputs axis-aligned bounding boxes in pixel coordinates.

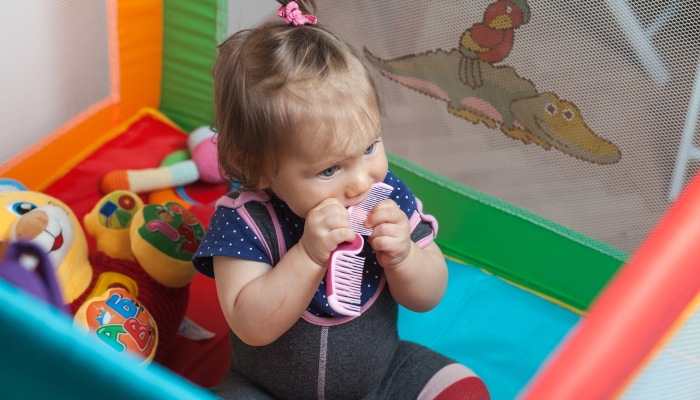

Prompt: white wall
[0,1,110,166]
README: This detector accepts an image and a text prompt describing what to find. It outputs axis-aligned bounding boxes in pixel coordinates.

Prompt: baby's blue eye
[320,166,338,177]
[364,144,375,155]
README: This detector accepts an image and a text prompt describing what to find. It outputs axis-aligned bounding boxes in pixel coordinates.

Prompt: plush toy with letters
[0,183,205,363]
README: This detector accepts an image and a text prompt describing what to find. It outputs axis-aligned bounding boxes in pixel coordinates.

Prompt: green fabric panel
[388,153,628,312]
[0,279,215,399]
[161,0,224,132]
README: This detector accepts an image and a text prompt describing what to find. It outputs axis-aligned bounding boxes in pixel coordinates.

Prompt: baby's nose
[346,174,372,199]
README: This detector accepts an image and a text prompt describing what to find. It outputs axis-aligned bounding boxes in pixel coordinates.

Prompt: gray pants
[217,287,456,400]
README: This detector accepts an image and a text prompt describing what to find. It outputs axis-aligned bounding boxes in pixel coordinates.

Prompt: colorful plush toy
[101,126,221,194]
[99,126,229,229]
[0,185,205,363]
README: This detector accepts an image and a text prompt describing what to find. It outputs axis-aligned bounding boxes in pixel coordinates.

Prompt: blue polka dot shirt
[193,170,432,318]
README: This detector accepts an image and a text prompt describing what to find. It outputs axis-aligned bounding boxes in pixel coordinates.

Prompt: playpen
[2,1,700,399]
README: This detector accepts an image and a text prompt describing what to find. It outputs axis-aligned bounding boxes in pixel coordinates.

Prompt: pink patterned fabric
[278,1,317,26]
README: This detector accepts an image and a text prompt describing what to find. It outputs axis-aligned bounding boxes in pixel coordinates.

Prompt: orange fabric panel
[0,0,163,191]
[115,0,162,121]
[0,104,112,190]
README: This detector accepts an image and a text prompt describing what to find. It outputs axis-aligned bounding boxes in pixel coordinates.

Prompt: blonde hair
[213,0,382,190]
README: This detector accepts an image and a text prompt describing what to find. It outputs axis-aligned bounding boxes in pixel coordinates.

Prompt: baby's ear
[257,171,273,190]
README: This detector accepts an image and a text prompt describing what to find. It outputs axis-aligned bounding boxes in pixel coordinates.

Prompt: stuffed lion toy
[0,181,204,363]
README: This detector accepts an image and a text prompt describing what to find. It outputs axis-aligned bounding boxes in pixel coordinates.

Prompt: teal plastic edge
[388,153,629,311]
[0,279,215,399]
[161,0,221,132]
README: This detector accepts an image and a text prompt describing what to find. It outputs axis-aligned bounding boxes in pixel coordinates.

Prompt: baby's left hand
[366,200,413,270]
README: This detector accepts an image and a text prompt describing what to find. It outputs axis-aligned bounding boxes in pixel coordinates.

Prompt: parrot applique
[459,0,530,88]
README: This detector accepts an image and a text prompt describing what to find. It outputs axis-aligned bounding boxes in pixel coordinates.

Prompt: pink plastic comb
[347,182,394,236]
[326,182,394,316]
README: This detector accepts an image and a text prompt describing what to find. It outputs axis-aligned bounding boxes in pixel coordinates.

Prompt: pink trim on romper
[301,276,387,326]
[412,198,438,248]
[216,191,275,262]
[213,191,437,326]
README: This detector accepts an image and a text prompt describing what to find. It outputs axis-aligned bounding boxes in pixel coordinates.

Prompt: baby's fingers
[311,199,348,220]
[369,222,404,241]
[328,227,358,246]
[368,235,406,256]
[368,234,413,269]
[366,200,406,228]
[307,200,349,230]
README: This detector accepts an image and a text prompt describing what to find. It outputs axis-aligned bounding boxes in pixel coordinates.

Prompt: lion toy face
[0,182,92,303]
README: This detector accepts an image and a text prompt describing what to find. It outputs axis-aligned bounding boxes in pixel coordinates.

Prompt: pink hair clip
[278,1,317,26]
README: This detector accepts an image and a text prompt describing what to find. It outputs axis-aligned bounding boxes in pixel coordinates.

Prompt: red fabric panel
[160,273,231,388]
[185,180,229,204]
[43,115,229,388]
[44,116,188,242]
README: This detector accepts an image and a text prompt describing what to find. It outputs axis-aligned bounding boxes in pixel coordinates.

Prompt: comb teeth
[327,183,393,317]
[348,183,394,236]
[327,233,366,316]
[329,253,365,313]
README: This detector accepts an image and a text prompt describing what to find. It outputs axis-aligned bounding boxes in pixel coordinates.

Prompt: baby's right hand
[299,198,356,267]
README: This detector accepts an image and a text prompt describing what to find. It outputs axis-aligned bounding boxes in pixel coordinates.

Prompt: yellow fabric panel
[0,0,163,191]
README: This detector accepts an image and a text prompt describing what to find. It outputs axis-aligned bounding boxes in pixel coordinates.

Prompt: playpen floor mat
[398,259,580,400]
[42,112,580,395]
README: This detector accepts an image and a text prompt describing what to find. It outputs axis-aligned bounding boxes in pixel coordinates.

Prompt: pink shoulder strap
[215,191,287,265]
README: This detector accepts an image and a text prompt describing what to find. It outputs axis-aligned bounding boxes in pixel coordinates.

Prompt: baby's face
[266,129,388,218]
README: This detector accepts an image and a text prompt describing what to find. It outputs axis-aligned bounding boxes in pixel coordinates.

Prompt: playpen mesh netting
[4,0,700,255]
[317,0,700,253]
[620,303,700,399]
[0,2,111,166]
[2,1,700,398]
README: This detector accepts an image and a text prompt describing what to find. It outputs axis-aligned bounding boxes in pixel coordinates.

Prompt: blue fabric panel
[0,255,577,399]
[0,278,215,399]
[398,259,580,400]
